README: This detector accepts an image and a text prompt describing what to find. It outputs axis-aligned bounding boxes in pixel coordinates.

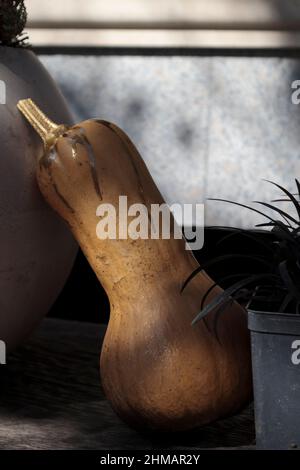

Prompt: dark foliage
[183,180,300,325]
[0,0,28,47]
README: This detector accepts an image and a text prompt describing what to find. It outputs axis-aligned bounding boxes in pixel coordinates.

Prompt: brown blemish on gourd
[67,136,78,160]
[94,120,144,197]
[52,180,75,214]
[94,120,153,227]
[73,126,103,200]
[96,254,109,265]
[42,145,76,214]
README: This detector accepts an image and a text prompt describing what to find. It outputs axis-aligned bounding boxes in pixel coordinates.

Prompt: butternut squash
[17,98,252,432]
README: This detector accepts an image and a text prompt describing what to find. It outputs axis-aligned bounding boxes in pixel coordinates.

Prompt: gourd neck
[17,98,68,149]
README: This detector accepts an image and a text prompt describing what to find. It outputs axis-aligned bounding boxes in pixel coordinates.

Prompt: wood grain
[0,319,254,449]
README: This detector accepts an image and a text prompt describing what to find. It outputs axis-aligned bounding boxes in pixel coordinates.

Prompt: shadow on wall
[41,1,300,324]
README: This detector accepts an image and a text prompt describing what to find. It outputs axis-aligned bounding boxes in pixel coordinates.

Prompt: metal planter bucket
[248,310,300,449]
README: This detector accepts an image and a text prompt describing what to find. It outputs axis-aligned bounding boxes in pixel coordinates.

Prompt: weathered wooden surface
[0,319,255,449]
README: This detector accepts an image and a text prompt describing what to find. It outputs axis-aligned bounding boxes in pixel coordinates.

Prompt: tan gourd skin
[18,100,252,431]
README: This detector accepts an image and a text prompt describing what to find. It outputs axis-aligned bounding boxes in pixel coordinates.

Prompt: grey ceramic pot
[0,46,77,350]
[248,310,300,449]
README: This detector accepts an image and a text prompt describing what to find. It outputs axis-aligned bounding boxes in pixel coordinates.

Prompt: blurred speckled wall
[40,54,300,228]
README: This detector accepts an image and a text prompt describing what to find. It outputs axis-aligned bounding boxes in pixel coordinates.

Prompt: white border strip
[28,28,300,49]
[26,0,300,29]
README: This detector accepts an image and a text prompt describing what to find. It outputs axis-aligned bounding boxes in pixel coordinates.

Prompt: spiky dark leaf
[279,293,294,313]
[216,227,274,254]
[212,299,234,342]
[295,179,300,199]
[263,180,300,221]
[192,274,276,326]
[254,200,299,226]
[181,253,271,293]
[278,260,300,303]
[208,198,279,224]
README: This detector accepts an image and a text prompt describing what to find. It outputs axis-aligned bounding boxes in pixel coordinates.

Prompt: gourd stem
[17,98,66,147]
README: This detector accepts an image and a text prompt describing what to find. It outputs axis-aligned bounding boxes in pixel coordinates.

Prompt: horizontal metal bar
[26,0,300,30]
[27,28,300,49]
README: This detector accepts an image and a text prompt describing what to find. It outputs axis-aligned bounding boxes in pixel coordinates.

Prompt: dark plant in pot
[183,180,300,450]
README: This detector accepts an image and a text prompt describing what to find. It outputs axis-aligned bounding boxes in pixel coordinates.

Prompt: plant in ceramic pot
[0,1,77,349]
[189,180,300,449]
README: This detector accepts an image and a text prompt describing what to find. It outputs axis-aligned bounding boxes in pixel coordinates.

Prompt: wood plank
[25,0,300,48]
[27,28,300,48]
[25,0,300,30]
[0,318,255,449]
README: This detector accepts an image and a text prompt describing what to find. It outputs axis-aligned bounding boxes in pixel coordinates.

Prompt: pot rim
[248,309,300,336]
